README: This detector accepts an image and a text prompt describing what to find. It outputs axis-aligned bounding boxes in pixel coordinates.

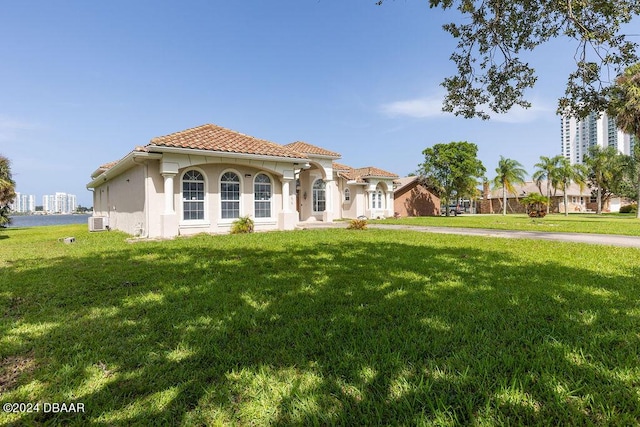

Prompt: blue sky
[1,1,637,207]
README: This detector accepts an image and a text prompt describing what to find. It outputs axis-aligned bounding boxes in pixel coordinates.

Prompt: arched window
[220,171,240,219]
[344,188,350,202]
[312,180,326,212]
[254,173,272,218]
[377,190,383,209]
[182,170,205,220]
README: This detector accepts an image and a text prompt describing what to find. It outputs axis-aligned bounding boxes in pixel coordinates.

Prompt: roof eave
[86,151,162,189]
[146,145,310,163]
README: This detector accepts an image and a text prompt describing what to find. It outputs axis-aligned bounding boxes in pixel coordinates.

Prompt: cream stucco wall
[92,164,146,236]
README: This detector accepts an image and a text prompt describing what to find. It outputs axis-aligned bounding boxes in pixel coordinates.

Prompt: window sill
[179,221,210,228]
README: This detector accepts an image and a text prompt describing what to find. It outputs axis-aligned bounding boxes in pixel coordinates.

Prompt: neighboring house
[478,180,610,214]
[87,123,398,238]
[393,176,441,217]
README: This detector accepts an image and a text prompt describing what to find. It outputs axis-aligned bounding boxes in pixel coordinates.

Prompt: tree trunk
[564,185,569,217]
[546,181,551,214]
[637,169,640,219]
[596,185,602,215]
[502,185,507,215]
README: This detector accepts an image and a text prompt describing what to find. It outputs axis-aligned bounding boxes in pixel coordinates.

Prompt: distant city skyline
[11,191,79,213]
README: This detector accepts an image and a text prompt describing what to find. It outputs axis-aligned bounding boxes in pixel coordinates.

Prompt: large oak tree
[376,0,639,119]
[419,141,486,216]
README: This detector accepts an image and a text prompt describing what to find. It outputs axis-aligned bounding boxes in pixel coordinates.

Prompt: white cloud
[380,96,557,123]
[380,96,447,119]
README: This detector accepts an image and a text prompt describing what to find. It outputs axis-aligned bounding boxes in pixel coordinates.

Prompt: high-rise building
[561,111,636,164]
[11,192,36,213]
[42,193,77,213]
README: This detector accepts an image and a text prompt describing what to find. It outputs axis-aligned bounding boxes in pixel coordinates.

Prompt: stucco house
[87,124,398,238]
[393,176,441,217]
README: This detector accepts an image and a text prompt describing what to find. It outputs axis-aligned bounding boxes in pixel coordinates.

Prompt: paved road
[297,222,640,248]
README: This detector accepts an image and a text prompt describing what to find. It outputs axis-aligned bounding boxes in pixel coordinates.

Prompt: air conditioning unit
[88,216,109,232]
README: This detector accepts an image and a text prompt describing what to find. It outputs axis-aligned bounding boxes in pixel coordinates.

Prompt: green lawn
[375,213,640,236]
[2,224,640,425]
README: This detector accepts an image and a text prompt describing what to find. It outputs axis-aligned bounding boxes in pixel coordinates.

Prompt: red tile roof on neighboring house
[352,166,399,179]
[333,162,398,183]
[285,141,341,158]
[148,124,308,159]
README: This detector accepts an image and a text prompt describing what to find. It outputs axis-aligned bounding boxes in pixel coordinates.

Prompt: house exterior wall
[339,182,361,219]
[92,164,146,235]
[170,163,284,236]
[394,182,440,217]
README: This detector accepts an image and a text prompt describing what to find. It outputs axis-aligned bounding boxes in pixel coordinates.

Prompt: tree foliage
[583,145,628,214]
[418,141,486,216]
[0,155,16,227]
[492,156,527,215]
[376,0,639,119]
[551,157,587,217]
[609,62,640,218]
[533,155,563,214]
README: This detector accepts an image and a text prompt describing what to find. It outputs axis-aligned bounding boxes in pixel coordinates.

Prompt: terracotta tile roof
[285,141,341,158]
[99,160,119,170]
[148,124,308,159]
[352,166,399,179]
[333,162,398,182]
[332,162,353,172]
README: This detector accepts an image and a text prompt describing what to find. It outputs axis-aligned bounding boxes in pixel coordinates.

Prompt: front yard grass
[378,213,640,236]
[2,224,640,425]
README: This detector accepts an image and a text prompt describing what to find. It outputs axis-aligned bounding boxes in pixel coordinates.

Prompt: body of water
[8,214,91,228]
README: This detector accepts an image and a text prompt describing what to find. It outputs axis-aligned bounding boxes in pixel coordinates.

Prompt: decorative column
[160,172,178,238]
[281,179,292,213]
[162,173,176,214]
[323,179,334,222]
[278,177,297,230]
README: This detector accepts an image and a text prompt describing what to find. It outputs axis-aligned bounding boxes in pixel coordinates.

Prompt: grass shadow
[1,228,640,425]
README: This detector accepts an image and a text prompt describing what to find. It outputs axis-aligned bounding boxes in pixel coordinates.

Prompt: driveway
[368,224,640,248]
[297,221,640,248]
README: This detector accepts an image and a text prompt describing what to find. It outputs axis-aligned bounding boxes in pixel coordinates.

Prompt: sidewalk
[298,222,640,248]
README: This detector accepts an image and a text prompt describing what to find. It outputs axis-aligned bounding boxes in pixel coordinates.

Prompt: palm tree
[583,145,619,214]
[552,157,587,217]
[492,156,527,215]
[609,62,640,219]
[533,155,562,214]
[0,155,16,227]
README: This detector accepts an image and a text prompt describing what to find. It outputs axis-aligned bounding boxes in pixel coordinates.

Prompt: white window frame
[220,170,242,221]
[254,173,273,219]
[181,169,207,223]
[312,179,326,213]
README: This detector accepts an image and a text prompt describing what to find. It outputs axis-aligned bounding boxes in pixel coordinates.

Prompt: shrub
[619,203,638,214]
[347,218,367,230]
[231,215,254,234]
